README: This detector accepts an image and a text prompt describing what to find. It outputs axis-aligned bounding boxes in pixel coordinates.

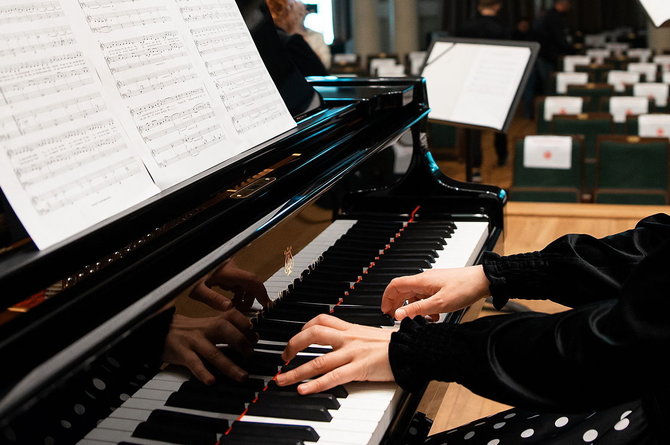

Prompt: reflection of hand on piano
[381,265,491,321]
[276,314,394,395]
[161,310,257,385]
[190,259,272,312]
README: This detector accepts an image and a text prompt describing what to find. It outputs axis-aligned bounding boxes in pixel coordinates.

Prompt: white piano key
[431,221,489,269]
[97,417,141,432]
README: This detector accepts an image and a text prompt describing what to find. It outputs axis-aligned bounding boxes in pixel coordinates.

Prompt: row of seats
[330,52,427,77]
[510,135,670,204]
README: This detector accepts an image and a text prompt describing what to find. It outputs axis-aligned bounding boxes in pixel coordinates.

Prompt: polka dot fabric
[425,400,660,445]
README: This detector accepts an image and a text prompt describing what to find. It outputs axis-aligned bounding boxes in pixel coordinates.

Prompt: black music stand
[420,38,539,182]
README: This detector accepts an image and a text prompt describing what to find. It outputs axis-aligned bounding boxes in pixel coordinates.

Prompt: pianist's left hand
[276,314,394,395]
[162,309,257,385]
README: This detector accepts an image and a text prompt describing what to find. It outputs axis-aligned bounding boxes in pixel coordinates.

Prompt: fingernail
[395,308,407,319]
[236,370,248,382]
[275,375,285,385]
[297,383,309,395]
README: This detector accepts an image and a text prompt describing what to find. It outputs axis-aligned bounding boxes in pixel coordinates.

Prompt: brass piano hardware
[284,246,294,275]
[231,177,276,199]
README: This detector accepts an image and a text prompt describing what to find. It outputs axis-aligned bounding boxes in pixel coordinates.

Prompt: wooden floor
[419,114,670,435]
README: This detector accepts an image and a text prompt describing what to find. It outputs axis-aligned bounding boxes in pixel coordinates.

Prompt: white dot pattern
[464,431,475,440]
[493,422,505,429]
[487,440,501,445]
[521,428,534,438]
[555,416,569,427]
[583,429,598,442]
[615,418,630,431]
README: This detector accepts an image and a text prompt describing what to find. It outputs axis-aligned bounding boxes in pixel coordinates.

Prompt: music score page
[0,0,296,249]
[422,41,531,131]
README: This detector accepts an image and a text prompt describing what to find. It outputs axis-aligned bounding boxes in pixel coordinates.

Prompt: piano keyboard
[79,218,489,445]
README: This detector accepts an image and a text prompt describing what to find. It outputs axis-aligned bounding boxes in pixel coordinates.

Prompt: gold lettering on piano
[284,246,294,276]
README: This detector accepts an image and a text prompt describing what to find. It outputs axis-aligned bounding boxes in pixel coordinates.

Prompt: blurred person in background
[266,0,328,76]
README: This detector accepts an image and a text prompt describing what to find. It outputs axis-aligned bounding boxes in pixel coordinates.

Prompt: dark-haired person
[534,0,574,93]
[278,213,670,444]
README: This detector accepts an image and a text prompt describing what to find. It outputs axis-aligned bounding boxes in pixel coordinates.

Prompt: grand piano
[0,1,506,444]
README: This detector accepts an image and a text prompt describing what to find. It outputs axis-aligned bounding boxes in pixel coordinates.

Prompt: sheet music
[172,0,295,147]
[0,0,159,249]
[65,0,244,188]
[0,0,297,249]
[638,0,670,28]
[423,42,532,131]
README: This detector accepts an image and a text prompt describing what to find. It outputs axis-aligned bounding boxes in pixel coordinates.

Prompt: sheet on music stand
[639,114,670,139]
[422,41,534,131]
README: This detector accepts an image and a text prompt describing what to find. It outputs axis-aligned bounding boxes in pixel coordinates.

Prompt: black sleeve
[389,237,670,412]
[483,213,670,309]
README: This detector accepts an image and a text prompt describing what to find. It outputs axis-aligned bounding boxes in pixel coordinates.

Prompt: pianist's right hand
[162,309,256,385]
[381,265,491,320]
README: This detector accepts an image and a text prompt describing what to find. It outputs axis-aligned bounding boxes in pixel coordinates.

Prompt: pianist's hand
[276,314,394,395]
[191,259,272,312]
[162,309,256,385]
[381,265,490,320]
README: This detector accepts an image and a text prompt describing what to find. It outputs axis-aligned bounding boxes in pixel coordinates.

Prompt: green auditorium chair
[510,135,585,202]
[552,112,614,196]
[575,63,615,83]
[566,83,615,112]
[594,135,670,205]
[535,96,591,134]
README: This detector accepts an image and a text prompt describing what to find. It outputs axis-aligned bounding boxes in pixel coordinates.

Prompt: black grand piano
[0,1,505,444]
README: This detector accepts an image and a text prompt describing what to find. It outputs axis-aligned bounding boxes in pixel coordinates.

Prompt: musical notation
[0,2,64,25]
[175,0,295,145]
[0,0,296,248]
[0,3,159,249]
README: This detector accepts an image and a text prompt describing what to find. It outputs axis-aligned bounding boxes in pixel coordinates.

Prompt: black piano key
[133,421,215,445]
[334,313,395,326]
[349,282,387,292]
[378,250,437,261]
[263,308,325,322]
[179,380,258,400]
[388,242,444,251]
[221,436,304,445]
[166,390,246,414]
[256,319,304,342]
[230,421,319,442]
[342,295,382,306]
[266,380,348,398]
[332,305,385,314]
[257,391,340,409]
[146,409,229,432]
[246,401,332,422]
[371,258,433,268]
[364,267,423,276]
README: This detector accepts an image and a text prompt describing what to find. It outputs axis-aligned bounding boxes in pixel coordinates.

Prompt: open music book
[0,0,296,249]
[420,38,539,133]
[638,0,670,28]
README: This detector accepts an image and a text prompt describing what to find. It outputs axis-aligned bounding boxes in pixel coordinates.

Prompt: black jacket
[533,7,572,64]
[389,213,670,441]
[460,14,510,40]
